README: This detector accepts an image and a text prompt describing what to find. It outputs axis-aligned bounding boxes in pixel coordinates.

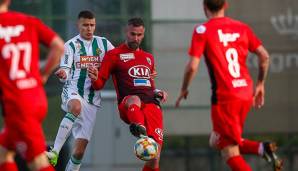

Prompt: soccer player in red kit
[0,0,64,170]
[175,0,282,171]
[88,17,167,171]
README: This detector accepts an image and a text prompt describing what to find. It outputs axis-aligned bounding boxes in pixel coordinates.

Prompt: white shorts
[61,88,99,141]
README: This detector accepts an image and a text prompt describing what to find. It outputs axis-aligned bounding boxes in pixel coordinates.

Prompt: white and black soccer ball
[134,136,158,161]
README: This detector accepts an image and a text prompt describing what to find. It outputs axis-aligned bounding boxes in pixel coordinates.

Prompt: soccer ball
[134,136,158,161]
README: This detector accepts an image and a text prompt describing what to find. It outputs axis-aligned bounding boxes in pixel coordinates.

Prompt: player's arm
[175,24,205,107]
[55,44,75,82]
[34,17,65,83]
[154,89,168,103]
[175,56,200,107]
[255,45,270,84]
[253,45,270,108]
[88,67,108,90]
[89,53,113,90]
[149,56,166,102]
[41,36,64,84]
[150,66,158,79]
[88,39,115,89]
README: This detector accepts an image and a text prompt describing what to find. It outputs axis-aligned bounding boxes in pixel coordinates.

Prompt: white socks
[53,112,77,153]
[258,143,264,156]
[65,156,81,171]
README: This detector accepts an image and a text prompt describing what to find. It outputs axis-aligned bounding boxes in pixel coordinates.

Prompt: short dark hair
[203,0,226,12]
[78,10,95,19]
[127,17,144,27]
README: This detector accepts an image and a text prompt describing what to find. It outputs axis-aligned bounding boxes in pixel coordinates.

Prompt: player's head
[125,17,145,50]
[203,0,227,18]
[77,10,96,41]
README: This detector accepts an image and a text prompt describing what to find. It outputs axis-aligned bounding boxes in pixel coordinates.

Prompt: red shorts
[0,89,48,162]
[211,99,252,149]
[118,97,164,145]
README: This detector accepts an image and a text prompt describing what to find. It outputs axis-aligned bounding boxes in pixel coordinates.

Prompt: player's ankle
[129,123,147,137]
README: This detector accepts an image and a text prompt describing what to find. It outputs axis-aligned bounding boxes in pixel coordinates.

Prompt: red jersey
[93,44,158,104]
[189,17,261,103]
[0,11,56,111]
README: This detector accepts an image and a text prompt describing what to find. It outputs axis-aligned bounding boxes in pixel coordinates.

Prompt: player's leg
[28,153,55,171]
[237,99,283,170]
[0,126,18,171]
[143,144,161,171]
[65,101,97,171]
[23,116,55,171]
[48,97,82,166]
[120,95,146,137]
[142,104,163,171]
[239,139,260,155]
[222,144,252,171]
[210,101,252,171]
[240,140,283,171]
[0,146,18,171]
[65,138,88,171]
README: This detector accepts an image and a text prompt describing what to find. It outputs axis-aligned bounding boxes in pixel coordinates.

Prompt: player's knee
[125,95,141,108]
[72,138,88,161]
[221,145,240,161]
[28,153,51,171]
[0,147,14,164]
[72,147,85,160]
[67,99,82,116]
[72,151,84,161]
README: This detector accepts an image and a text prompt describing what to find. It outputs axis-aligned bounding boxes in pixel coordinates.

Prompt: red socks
[227,155,252,171]
[127,104,144,125]
[38,165,55,171]
[0,162,18,171]
[143,165,159,171]
[239,139,260,155]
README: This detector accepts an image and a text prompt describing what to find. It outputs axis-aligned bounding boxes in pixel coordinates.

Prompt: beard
[127,41,139,50]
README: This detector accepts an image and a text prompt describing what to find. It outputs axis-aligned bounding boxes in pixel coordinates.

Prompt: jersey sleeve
[246,26,262,52]
[188,24,207,58]
[60,43,74,69]
[33,17,57,47]
[150,55,156,89]
[106,39,115,51]
[92,52,115,90]
[99,52,114,80]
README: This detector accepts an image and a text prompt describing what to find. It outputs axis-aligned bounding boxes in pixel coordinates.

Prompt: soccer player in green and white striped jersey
[46,10,114,171]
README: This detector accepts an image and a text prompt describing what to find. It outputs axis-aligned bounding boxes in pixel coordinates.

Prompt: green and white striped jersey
[60,35,114,107]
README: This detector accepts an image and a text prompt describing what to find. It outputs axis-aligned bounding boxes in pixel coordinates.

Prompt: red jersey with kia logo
[97,43,158,104]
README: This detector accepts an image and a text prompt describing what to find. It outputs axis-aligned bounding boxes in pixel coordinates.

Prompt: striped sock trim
[65,112,77,122]
[70,155,81,165]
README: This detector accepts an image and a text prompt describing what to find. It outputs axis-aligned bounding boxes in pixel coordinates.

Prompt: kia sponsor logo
[128,65,151,78]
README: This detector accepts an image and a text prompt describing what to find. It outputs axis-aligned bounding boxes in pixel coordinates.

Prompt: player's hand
[41,74,49,84]
[155,90,168,103]
[55,68,67,80]
[253,82,265,109]
[175,89,189,107]
[87,66,98,81]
